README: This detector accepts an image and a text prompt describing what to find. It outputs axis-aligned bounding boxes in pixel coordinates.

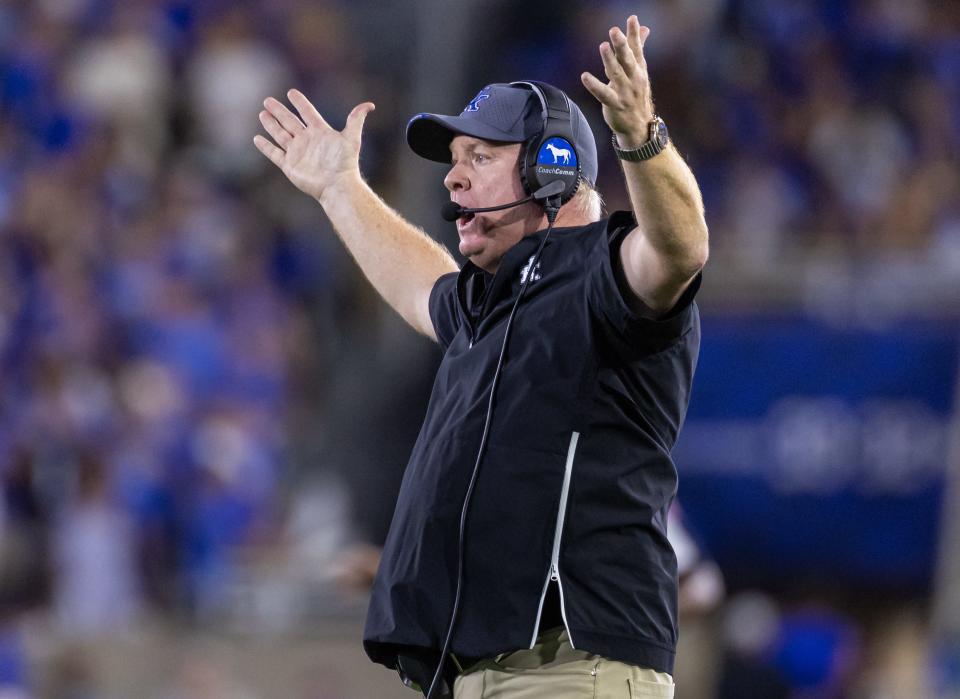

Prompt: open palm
[254,89,375,200]
[581,15,654,145]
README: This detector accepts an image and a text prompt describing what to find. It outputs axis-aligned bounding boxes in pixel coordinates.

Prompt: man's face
[444,135,544,273]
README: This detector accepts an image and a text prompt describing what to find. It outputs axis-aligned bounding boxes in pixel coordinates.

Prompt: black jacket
[363,210,702,676]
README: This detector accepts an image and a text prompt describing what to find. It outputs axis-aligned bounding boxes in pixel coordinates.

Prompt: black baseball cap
[406,82,598,185]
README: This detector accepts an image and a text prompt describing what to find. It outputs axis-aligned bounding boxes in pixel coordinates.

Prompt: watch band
[612,117,668,162]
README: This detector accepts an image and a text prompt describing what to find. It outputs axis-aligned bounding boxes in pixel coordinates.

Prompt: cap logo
[463,90,490,113]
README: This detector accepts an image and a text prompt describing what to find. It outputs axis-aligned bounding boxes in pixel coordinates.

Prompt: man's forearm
[318,172,459,339]
[616,139,709,278]
[254,92,458,340]
[580,15,709,291]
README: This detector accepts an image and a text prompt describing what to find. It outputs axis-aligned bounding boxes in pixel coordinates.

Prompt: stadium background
[0,0,958,696]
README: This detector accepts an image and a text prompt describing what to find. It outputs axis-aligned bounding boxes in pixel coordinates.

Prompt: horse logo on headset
[544,142,571,164]
[538,137,578,167]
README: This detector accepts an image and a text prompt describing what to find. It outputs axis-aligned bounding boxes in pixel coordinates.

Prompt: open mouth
[457,212,476,227]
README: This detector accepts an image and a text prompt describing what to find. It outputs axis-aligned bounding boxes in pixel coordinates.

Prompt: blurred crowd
[1,0,318,629]
[0,0,957,697]
[475,0,960,267]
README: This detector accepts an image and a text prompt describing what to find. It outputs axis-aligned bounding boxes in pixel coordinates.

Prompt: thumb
[345,102,376,143]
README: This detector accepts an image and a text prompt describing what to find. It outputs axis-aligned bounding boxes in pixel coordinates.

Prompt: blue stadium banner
[675,314,959,591]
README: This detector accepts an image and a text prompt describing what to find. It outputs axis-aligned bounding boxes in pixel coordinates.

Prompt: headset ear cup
[532,135,581,204]
[514,81,583,205]
[519,137,541,197]
[522,137,583,204]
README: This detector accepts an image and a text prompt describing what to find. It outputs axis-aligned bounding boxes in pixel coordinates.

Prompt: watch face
[654,119,669,147]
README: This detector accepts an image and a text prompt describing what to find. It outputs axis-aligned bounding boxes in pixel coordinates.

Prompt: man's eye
[474,153,489,163]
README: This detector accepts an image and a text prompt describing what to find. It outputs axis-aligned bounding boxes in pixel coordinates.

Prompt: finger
[288,89,330,129]
[259,110,292,148]
[581,72,618,106]
[253,134,285,168]
[609,26,638,77]
[626,15,650,59]
[264,96,306,134]
[599,41,625,84]
[345,102,376,142]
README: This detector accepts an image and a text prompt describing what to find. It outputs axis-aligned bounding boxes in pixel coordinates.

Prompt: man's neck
[479,209,600,274]
[537,207,596,230]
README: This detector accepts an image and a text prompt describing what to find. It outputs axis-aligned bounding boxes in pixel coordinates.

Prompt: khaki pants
[452,628,675,698]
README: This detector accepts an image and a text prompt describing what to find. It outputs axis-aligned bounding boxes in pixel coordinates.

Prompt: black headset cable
[425,198,561,699]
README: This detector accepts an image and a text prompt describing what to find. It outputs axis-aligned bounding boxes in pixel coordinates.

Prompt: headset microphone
[440,181,566,222]
[440,197,529,222]
[439,201,462,222]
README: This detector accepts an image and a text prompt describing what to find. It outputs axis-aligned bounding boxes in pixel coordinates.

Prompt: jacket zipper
[530,430,579,648]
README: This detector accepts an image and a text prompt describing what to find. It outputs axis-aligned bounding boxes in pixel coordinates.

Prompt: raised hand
[581,15,655,147]
[254,89,375,201]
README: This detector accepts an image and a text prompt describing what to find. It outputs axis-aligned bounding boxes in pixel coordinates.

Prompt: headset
[440,81,583,223]
[421,81,582,699]
[511,80,583,207]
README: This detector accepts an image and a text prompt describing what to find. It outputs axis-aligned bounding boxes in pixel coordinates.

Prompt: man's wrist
[613,109,656,147]
[613,129,648,149]
[612,116,670,162]
[317,170,363,208]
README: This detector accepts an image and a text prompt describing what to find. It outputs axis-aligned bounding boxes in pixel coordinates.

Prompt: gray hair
[568,180,605,222]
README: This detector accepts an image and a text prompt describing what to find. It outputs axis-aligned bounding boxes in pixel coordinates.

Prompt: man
[255,15,708,699]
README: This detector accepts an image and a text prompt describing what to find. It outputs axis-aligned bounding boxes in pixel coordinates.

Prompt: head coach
[255,14,708,699]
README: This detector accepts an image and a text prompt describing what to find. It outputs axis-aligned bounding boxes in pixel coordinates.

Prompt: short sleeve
[587,211,702,359]
[428,271,461,352]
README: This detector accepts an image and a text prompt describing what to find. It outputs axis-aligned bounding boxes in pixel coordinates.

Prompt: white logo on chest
[519,254,542,285]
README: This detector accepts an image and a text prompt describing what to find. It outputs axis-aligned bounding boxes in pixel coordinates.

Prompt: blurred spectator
[42,644,101,699]
[671,504,725,619]
[717,591,792,699]
[185,8,293,178]
[0,623,30,699]
[772,605,860,698]
[61,4,173,176]
[51,449,141,637]
[158,653,259,699]
[0,449,48,614]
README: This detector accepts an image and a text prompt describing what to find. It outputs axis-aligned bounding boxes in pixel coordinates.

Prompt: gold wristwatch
[612,116,669,162]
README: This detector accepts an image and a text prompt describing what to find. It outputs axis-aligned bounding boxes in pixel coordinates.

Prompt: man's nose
[444,162,469,192]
